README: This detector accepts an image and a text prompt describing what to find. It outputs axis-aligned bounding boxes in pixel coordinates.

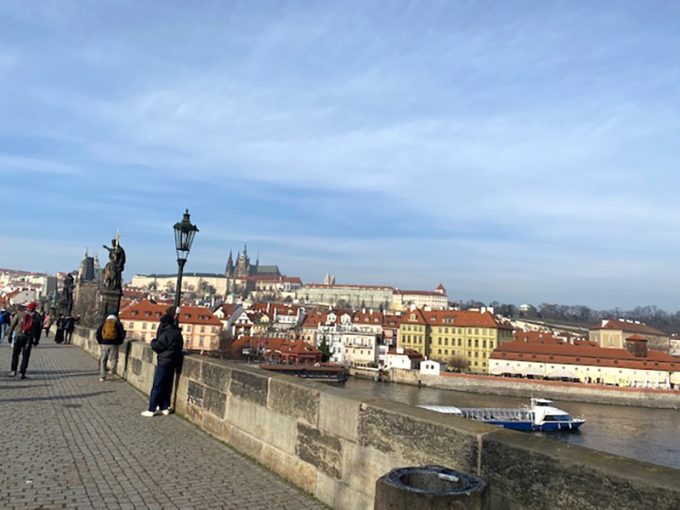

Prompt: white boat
[420,398,585,432]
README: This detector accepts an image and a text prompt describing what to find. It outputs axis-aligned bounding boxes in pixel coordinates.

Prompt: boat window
[544,414,573,422]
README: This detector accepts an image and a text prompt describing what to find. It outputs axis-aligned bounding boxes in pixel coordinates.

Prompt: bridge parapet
[73,326,680,509]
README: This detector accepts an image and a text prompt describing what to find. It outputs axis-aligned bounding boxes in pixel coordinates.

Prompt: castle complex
[130,243,292,299]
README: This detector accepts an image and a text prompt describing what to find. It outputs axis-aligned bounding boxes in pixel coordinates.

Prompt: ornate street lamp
[173,209,199,308]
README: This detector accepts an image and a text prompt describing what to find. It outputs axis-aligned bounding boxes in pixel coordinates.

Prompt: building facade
[119,300,221,352]
[490,339,680,389]
[589,319,670,352]
[397,308,514,374]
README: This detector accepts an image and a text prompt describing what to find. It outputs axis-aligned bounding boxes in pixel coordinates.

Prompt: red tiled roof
[353,311,383,324]
[120,300,221,326]
[491,341,680,372]
[514,331,563,344]
[387,347,424,361]
[591,319,667,336]
[420,309,513,330]
[626,335,648,342]
[399,308,427,325]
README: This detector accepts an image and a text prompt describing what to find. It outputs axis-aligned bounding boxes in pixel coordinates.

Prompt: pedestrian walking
[141,312,183,417]
[63,315,76,344]
[0,308,9,346]
[42,312,52,338]
[32,310,43,347]
[95,314,126,381]
[55,314,65,344]
[6,302,42,379]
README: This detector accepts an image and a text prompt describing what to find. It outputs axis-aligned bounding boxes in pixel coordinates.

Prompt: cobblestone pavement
[0,343,326,510]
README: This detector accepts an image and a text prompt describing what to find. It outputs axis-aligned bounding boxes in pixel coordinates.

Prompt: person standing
[142,312,183,417]
[95,314,126,381]
[0,308,9,345]
[7,302,42,379]
[63,315,76,344]
[55,314,65,344]
[42,312,52,338]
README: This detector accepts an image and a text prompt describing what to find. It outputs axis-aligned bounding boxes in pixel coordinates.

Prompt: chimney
[625,337,648,358]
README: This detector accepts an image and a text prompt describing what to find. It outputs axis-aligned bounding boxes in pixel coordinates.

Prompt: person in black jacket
[142,313,184,417]
[96,314,126,381]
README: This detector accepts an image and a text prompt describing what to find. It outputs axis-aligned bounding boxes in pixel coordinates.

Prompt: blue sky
[2,1,680,309]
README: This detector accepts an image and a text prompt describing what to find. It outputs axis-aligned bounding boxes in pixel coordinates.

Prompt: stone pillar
[72,282,122,329]
[100,288,122,320]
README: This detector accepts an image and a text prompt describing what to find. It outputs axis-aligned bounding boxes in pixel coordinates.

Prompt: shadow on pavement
[0,390,114,403]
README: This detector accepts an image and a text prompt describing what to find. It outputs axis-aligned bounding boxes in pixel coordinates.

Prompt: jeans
[0,323,7,345]
[11,334,33,375]
[148,365,175,412]
[100,344,120,378]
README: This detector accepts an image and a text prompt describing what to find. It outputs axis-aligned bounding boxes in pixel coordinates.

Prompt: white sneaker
[140,410,157,418]
[99,377,105,382]
[161,409,171,416]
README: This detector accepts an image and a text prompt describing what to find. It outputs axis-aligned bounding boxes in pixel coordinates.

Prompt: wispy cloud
[1,1,680,308]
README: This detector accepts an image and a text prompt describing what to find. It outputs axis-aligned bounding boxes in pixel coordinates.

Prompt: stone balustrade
[73,327,680,509]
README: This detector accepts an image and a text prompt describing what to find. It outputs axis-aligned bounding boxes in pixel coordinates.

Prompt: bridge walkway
[0,342,325,509]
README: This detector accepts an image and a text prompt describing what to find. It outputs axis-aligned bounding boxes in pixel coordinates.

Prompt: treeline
[458,300,680,334]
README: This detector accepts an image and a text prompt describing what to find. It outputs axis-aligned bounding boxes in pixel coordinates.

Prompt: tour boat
[260,363,348,383]
[419,398,585,432]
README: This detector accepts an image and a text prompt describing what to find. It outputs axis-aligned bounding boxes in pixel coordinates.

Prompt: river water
[344,378,680,470]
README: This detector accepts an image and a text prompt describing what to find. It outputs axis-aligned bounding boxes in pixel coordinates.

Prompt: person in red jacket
[6,302,42,379]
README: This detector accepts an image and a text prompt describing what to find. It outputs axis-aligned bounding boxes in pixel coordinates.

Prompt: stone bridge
[2,327,680,509]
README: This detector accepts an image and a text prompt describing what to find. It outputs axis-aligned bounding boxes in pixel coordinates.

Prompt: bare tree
[447,356,469,373]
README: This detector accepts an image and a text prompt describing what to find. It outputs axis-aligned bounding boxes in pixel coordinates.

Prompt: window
[142,323,147,330]
[474,339,479,347]
[483,340,487,349]
[467,339,471,347]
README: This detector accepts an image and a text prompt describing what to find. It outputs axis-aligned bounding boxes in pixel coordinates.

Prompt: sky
[1,1,680,309]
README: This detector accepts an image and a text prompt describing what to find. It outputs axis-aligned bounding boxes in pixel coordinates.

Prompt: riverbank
[349,367,680,409]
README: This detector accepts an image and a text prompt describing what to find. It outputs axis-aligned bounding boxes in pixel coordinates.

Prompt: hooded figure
[142,313,184,417]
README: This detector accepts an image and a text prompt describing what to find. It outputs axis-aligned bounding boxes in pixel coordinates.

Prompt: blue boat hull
[485,420,584,432]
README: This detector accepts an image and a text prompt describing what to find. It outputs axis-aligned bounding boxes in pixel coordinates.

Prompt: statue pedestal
[72,282,122,329]
[100,288,122,319]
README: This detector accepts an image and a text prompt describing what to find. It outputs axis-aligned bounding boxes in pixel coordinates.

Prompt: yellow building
[397,308,513,373]
[590,319,670,352]
[397,308,429,357]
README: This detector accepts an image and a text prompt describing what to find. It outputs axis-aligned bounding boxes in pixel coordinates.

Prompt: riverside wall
[72,327,680,510]
[384,369,680,409]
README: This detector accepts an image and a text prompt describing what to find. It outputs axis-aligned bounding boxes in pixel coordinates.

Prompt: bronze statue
[102,233,126,290]
[63,273,75,314]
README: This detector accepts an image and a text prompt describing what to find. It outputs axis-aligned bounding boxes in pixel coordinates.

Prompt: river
[344,378,680,470]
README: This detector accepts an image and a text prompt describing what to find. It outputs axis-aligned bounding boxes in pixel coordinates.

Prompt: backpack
[20,312,35,335]
[101,319,118,341]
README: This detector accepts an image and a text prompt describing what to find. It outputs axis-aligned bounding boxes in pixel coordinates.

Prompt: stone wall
[387,369,680,409]
[72,327,680,509]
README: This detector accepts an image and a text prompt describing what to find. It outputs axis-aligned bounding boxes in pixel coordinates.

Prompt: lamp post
[173,209,199,308]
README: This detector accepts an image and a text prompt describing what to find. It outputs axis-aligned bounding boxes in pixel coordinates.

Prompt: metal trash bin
[375,465,487,510]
